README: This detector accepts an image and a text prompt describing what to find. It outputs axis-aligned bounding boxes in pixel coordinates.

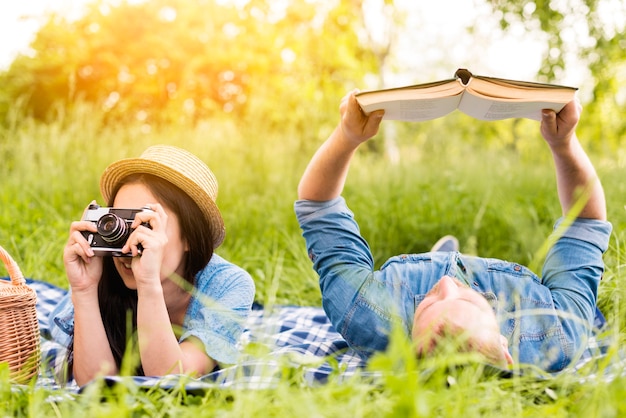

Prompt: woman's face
[111,182,187,289]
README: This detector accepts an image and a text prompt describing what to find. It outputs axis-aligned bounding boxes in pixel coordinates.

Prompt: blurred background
[1,0,624,151]
[0,1,624,306]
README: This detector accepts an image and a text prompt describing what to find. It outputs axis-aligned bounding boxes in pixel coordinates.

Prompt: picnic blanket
[21,279,626,392]
[31,278,368,392]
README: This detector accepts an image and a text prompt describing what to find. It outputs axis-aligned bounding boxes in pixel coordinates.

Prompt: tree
[0,0,377,131]
[486,0,626,151]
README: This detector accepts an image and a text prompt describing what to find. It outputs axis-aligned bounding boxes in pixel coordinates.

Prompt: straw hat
[100,145,225,247]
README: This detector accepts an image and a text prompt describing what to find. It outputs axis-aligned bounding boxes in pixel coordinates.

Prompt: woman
[50,145,255,386]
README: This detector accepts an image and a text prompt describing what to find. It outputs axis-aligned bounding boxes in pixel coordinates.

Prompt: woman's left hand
[122,203,169,289]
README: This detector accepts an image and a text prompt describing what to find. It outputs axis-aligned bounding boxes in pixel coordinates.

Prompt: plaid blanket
[30,279,369,392]
[23,279,625,392]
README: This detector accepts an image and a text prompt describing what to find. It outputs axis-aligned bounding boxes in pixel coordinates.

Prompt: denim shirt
[295,197,612,372]
[49,253,255,365]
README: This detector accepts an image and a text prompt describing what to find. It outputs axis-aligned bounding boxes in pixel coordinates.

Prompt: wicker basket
[0,246,40,383]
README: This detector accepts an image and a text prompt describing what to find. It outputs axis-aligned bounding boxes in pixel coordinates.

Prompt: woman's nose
[437,275,459,299]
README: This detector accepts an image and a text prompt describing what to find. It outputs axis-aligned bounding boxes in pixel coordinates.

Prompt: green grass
[1,109,625,417]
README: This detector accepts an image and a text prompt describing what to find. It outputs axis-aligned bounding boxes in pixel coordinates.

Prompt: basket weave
[0,246,40,383]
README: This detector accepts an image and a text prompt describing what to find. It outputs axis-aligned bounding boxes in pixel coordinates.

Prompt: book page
[458,93,568,121]
[356,79,461,102]
[468,77,577,102]
[359,94,464,121]
[356,80,465,121]
[475,75,576,91]
[353,71,576,122]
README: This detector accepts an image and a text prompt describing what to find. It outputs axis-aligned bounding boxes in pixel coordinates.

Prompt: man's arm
[297,91,384,201]
[540,99,606,221]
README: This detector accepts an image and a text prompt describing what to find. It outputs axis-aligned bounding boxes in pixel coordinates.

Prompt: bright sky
[0,1,86,68]
[0,0,594,89]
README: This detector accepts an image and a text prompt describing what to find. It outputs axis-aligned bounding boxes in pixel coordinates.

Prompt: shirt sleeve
[181,254,255,365]
[542,217,612,347]
[295,197,385,353]
[295,197,375,275]
[48,292,75,349]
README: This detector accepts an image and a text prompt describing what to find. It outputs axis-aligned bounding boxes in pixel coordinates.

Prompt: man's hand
[540,98,582,149]
[297,91,384,201]
[540,97,606,220]
[339,91,385,146]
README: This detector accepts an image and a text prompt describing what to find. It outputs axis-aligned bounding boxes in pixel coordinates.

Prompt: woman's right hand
[63,209,103,293]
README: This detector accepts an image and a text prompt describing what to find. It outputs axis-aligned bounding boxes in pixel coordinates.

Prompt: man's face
[411,275,510,364]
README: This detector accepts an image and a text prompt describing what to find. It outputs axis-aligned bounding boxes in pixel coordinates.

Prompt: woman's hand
[63,203,103,293]
[122,203,169,290]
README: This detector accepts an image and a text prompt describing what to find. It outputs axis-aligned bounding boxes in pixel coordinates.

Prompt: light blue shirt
[295,197,612,372]
[49,253,255,366]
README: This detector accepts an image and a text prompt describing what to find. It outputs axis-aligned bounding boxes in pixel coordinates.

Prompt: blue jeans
[295,197,612,372]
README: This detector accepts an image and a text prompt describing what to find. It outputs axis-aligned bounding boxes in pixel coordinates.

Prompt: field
[1,108,625,416]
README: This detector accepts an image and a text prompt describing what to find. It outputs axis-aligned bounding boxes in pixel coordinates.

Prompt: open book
[355,69,577,122]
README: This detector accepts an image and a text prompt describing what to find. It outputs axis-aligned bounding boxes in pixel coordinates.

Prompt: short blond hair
[414,321,510,368]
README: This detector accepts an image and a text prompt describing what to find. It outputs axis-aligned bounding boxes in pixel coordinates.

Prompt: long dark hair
[86,173,215,376]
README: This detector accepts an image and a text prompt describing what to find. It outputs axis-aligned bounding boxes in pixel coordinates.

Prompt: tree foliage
[486,0,626,150]
[0,0,623,150]
[0,0,376,130]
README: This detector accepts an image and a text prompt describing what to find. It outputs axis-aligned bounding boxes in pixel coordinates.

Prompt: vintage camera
[81,203,152,257]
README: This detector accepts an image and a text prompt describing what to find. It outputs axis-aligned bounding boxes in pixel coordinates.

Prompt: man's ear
[500,334,514,365]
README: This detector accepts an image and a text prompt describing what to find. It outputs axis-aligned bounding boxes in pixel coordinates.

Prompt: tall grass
[1,106,625,416]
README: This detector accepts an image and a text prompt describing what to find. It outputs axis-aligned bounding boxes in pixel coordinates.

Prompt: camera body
[81,204,152,257]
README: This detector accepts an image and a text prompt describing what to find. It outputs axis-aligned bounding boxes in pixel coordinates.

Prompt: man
[295,90,611,372]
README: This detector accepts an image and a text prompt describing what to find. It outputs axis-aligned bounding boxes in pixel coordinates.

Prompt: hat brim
[100,158,225,247]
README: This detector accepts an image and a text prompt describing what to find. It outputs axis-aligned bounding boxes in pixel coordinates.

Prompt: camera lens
[96,213,130,245]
